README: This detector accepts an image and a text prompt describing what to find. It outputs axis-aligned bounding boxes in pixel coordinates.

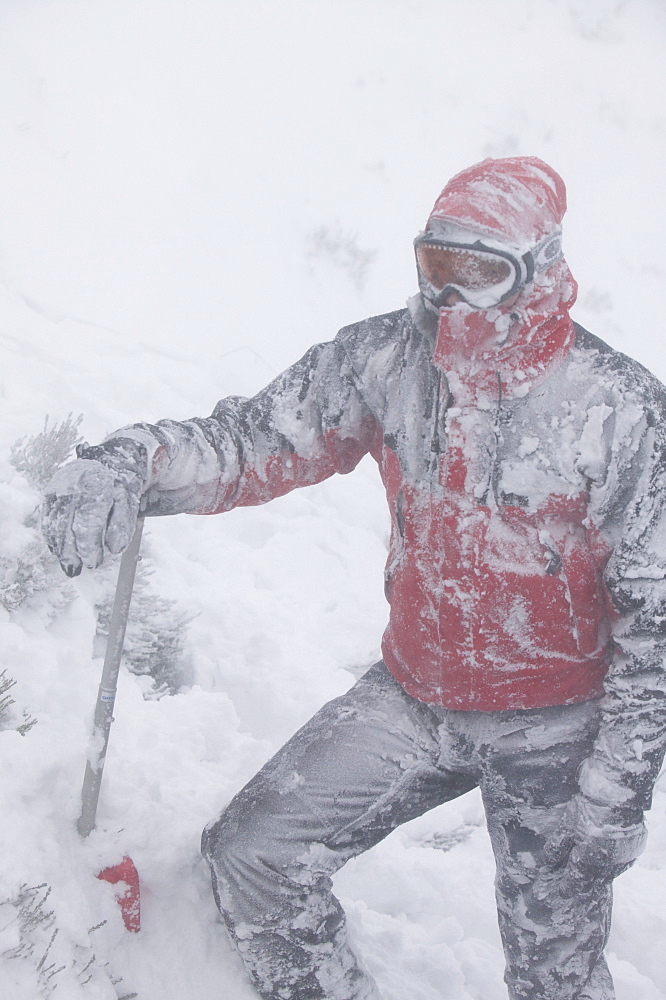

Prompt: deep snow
[0,1,665,998]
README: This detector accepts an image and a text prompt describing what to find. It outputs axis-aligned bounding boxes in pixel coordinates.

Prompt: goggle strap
[526,229,563,277]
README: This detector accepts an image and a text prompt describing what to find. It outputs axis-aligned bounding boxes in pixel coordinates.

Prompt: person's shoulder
[335,308,411,352]
[572,322,666,408]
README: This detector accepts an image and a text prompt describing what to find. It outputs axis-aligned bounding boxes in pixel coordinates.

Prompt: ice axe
[78,514,145,932]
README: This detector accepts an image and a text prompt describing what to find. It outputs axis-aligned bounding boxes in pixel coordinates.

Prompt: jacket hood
[420,156,577,398]
[427,155,567,248]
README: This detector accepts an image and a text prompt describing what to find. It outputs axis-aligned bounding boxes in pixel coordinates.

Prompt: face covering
[420,156,578,402]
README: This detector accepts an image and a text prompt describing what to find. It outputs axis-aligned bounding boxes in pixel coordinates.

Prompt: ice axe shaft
[78,516,145,839]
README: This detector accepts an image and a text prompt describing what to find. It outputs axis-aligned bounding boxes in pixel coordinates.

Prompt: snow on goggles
[414,229,563,309]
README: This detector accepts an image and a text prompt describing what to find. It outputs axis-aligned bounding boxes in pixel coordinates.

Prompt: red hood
[428,155,568,246]
[425,156,577,398]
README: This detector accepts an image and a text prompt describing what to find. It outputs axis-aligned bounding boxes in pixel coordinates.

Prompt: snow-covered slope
[0,2,664,998]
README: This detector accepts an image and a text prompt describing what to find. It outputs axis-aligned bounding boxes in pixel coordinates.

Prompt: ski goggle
[414,229,563,309]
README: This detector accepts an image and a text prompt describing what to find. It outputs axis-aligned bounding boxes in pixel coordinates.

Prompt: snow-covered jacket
[106,154,666,819]
[117,303,666,806]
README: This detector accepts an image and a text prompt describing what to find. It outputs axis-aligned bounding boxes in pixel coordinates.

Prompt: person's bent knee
[201,804,248,871]
[201,803,267,918]
[202,789,294,886]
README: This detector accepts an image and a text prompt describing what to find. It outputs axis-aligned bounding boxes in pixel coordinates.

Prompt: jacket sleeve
[581,386,666,838]
[111,336,379,517]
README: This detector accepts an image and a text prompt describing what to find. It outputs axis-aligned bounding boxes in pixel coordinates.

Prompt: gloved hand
[42,438,148,577]
[553,792,647,895]
[568,793,646,880]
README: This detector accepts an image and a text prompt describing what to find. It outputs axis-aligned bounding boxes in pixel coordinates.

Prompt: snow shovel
[78,514,145,932]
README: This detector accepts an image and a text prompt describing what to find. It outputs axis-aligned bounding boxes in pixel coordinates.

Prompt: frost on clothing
[202,663,615,1000]
[42,437,146,577]
[110,308,666,819]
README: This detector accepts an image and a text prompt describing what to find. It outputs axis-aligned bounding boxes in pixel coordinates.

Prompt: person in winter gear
[43,156,666,1000]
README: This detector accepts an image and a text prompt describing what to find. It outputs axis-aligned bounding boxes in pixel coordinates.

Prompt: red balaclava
[423,156,578,403]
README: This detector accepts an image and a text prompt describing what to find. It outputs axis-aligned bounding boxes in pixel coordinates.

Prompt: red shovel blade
[97,856,141,932]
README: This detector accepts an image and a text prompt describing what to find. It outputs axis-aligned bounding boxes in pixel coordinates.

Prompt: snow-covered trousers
[201,662,615,1000]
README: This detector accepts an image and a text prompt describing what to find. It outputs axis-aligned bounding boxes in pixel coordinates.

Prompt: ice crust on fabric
[42,438,147,575]
[427,155,568,246]
[203,663,620,1000]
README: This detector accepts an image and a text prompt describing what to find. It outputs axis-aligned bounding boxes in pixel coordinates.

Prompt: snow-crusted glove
[553,791,647,896]
[568,793,647,880]
[42,438,149,577]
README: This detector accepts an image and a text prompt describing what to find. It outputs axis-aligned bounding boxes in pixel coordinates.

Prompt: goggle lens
[415,243,513,293]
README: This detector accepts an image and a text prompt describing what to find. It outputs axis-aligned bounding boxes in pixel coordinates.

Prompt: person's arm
[570,381,666,879]
[125,337,378,515]
[43,335,379,575]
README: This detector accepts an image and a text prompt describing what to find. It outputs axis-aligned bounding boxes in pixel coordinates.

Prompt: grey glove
[42,438,148,577]
[548,792,647,896]
[568,793,646,881]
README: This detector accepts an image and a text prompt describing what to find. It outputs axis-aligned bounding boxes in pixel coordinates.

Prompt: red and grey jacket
[122,303,666,718]
[109,156,666,815]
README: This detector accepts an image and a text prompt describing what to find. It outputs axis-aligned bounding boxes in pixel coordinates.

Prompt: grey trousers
[202,662,615,1000]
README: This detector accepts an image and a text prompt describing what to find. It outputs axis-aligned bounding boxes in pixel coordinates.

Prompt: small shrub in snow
[10,413,84,493]
[0,415,83,615]
[0,886,137,997]
[95,558,195,697]
[0,670,37,735]
[0,670,14,726]
[0,536,73,615]
[0,883,61,991]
